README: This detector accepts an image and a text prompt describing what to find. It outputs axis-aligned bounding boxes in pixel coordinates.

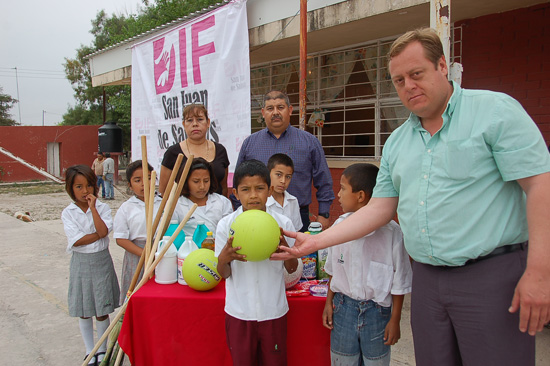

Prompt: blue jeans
[97,176,105,197]
[104,173,114,199]
[330,293,391,366]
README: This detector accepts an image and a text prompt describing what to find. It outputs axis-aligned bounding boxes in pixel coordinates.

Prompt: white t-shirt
[215,206,295,321]
[325,213,412,307]
[62,200,113,254]
[113,195,163,241]
[174,193,233,238]
[266,191,303,231]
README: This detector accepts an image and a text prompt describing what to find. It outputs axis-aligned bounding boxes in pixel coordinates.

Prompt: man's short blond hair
[388,28,445,69]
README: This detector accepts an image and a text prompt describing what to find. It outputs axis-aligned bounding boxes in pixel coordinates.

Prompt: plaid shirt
[236,125,334,214]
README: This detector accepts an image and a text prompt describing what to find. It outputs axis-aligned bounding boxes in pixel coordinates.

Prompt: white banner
[131,0,250,178]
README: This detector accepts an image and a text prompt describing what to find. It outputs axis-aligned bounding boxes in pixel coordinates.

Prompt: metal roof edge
[84,0,230,59]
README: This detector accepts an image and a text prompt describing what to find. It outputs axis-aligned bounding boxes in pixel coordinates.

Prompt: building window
[250,28,461,160]
[250,38,408,159]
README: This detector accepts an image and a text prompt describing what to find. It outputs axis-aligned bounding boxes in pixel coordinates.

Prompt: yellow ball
[230,209,281,262]
[182,249,221,291]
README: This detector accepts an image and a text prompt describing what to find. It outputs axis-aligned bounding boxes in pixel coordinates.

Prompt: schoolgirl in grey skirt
[62,165,120,366]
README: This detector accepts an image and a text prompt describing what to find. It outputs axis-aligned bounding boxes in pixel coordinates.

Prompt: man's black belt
[464,242,527,266]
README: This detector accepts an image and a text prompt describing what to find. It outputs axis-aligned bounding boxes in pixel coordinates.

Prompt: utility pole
[13,67,22,125]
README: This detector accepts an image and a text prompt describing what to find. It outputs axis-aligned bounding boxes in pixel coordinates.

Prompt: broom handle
[141,136,153,264]
[151,154,183,236]
[81,204,197,366]
[126,154,182,297]
[158,155,193,240]
[114,347,124,366]
[144,170,157,267]
[145,183,178,271]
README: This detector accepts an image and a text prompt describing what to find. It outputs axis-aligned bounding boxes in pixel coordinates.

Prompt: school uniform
[266,191,303,231]
[215,207,295,366]
[174,193,233,238]
[113,195,162,304]
[62,200,120,317]
[325,214,412,366]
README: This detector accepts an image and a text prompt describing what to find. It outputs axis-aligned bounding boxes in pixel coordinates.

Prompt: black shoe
[84,354,96,366]
[96,351,106,365]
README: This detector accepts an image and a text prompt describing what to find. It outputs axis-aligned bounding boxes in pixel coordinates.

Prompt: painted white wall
[246,0,347,28]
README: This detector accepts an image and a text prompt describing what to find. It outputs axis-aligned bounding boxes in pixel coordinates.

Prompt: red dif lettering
[154,15,216,94]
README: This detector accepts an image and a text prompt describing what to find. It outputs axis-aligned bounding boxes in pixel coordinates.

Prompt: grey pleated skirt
[68,248,120,318]
[119,239,145,304]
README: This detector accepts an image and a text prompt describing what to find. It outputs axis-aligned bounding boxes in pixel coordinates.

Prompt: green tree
[0,86,19,126]
[62,0,221,149]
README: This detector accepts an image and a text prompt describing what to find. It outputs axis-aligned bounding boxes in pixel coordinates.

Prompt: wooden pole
[299,0,308,131]
[126,155,182,297]
[81,204,198,366]
[158,155,193,239]
[140,136,151,264]
[151,154,183,237]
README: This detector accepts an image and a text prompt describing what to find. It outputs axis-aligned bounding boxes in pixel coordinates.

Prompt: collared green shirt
[373,81,550,266]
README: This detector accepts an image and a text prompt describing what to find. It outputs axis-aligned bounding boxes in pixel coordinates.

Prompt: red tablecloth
[118,279,331,366]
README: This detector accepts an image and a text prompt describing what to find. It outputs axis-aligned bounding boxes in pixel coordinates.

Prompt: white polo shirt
[325,214,412,307]
[174,193,233,238]
[215,206,295,321]
[266,191,303,231]
[113,195,163,241]
[62,200,113,254]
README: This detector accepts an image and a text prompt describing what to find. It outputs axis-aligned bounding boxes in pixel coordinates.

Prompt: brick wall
[0,126,100,182]
[456,3,550,144]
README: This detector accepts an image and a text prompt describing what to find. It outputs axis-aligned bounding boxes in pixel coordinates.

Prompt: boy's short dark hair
[342,163,379,196]
[126,160,154,184]
[267,153,294,173]
[233,159,270,190]
[65,165,98,201]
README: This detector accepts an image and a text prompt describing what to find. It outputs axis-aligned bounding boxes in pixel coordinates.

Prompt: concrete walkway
[0,212,548,365]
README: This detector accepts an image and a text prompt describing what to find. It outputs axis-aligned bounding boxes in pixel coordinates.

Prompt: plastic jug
[155,236,178,284]
[201,231,215,251]
[165,220,186,250]
[301,229,318,280]
[193,221,210,248]
[177,236,198,285]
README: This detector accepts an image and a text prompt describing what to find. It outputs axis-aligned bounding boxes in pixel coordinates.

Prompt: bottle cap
[198,220,205,225]
[207,231,213,236]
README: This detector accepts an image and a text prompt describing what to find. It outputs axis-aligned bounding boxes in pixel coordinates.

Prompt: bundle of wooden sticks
[82,136,197,366]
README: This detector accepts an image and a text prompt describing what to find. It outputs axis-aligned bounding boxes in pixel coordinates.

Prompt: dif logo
[153,15,216,95]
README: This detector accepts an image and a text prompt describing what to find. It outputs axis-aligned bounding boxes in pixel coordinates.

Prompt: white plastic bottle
[177,236,198,285]
[155,236,178,284]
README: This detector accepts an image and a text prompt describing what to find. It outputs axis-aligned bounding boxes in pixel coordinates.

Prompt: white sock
[96,316,111,358]
[78,318,94,354]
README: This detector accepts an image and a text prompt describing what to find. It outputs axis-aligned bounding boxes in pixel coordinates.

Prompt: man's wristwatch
[318,212,330,219]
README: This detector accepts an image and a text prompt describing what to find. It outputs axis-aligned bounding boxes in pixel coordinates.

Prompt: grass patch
[0,183,65,195]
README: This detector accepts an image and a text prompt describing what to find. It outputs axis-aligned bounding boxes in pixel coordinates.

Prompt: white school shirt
[113,195,162,241]
[266,191,303,231]
[325,213,412,307]
[62,200,113,254]
[174,193,233,238]
[215,206,295,321]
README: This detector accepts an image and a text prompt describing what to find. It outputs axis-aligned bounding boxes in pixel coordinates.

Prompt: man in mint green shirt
[274,28,550,365]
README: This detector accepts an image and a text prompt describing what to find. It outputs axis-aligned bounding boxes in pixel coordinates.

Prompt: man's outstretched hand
[270,229,319,260]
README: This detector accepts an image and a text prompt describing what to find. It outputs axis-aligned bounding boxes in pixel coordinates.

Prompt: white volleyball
[284,258,304,289]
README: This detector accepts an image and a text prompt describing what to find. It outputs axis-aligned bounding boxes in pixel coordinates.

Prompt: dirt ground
[0,182,132,221]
